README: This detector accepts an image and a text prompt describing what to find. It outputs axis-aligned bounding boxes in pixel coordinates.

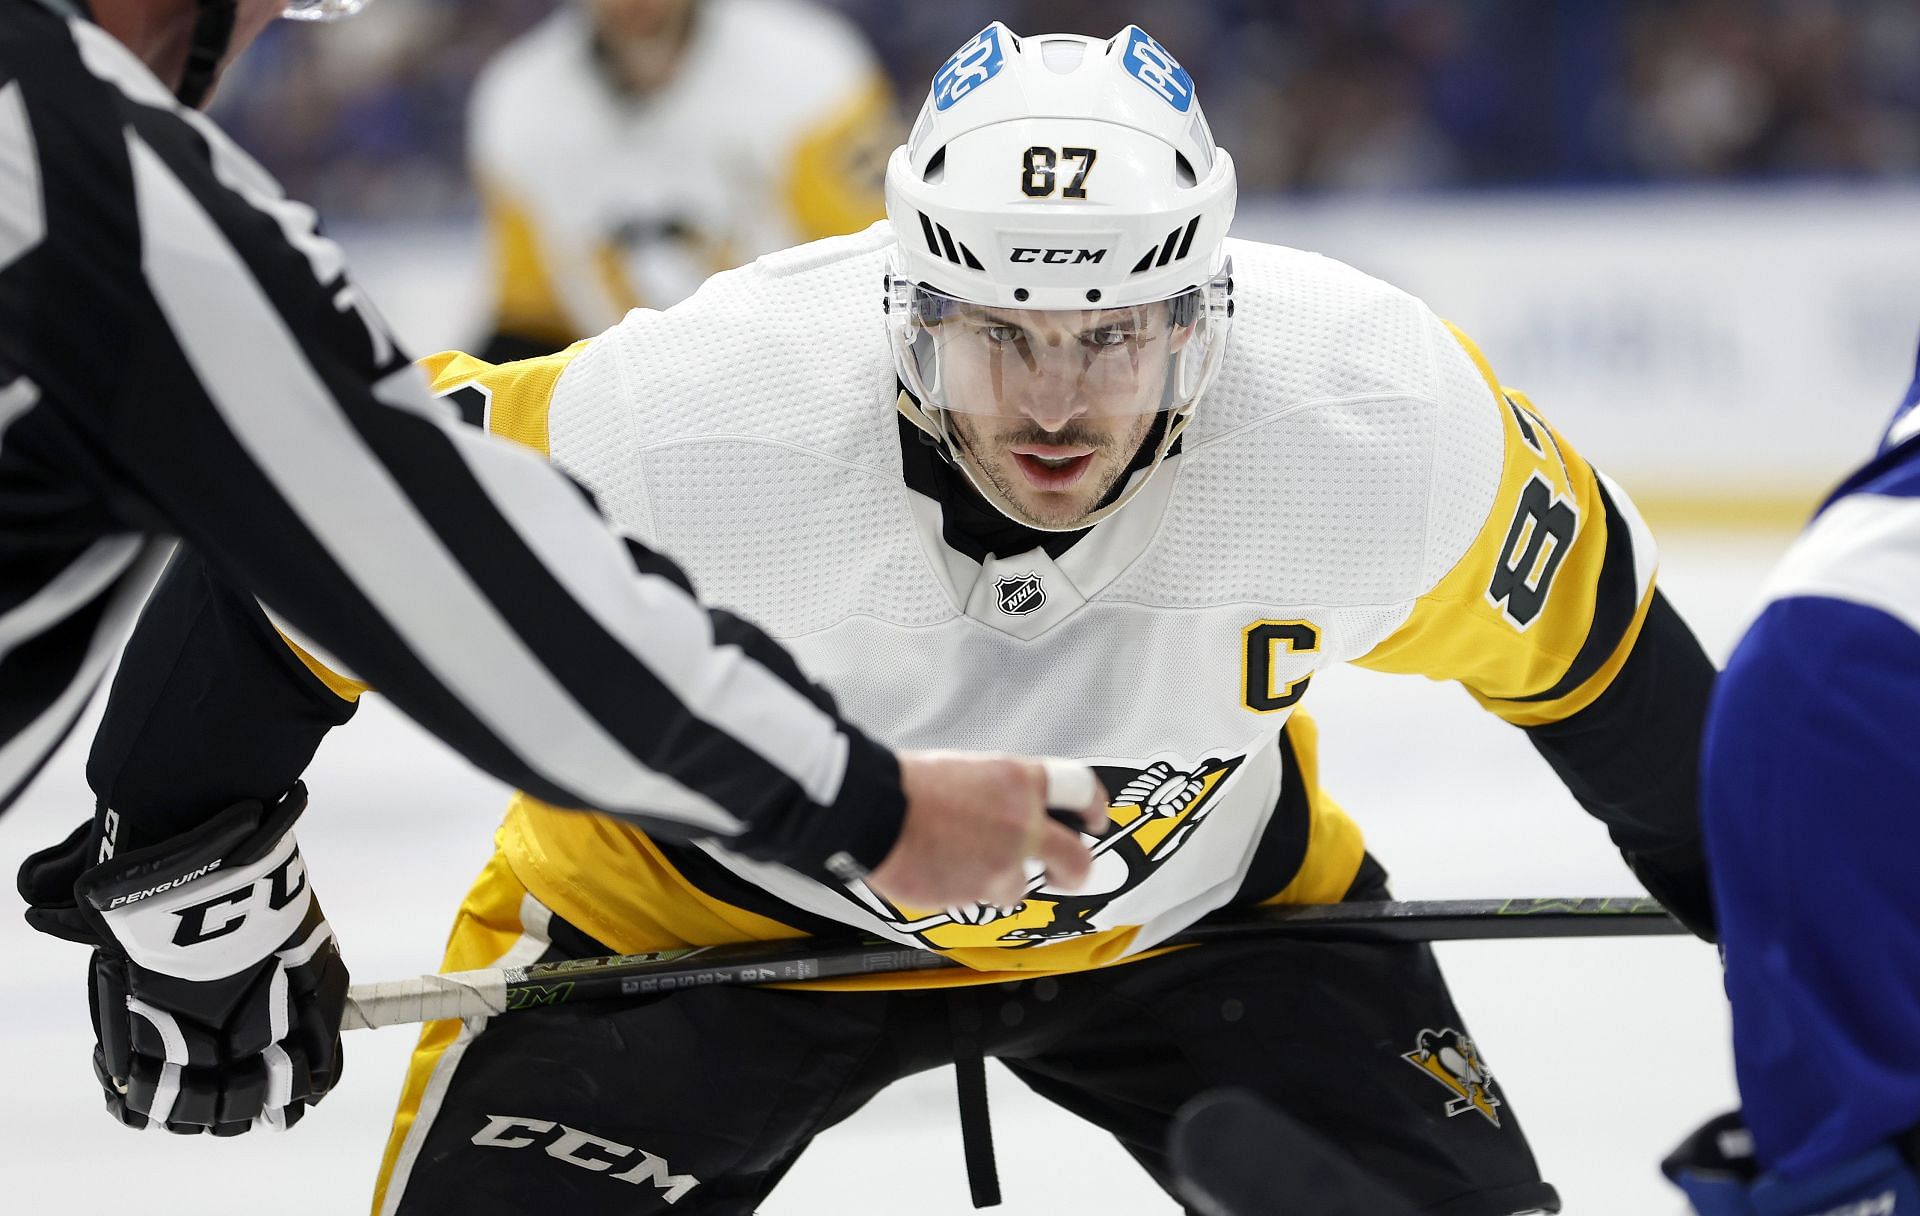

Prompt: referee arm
[1,9,903,881]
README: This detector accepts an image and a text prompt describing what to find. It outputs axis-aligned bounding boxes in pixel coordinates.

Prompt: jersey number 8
[1487,474,1578,629]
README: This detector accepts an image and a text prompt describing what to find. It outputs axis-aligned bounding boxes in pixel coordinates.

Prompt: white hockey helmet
[885,23,1236,529]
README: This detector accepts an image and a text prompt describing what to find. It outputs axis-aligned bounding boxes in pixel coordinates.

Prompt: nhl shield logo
[995,573,1046,616]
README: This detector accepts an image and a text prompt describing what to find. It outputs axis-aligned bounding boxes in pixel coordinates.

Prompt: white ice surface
[0,528,1798,1214]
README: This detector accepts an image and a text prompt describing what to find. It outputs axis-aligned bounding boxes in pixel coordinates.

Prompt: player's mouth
[1008,444,1097,491]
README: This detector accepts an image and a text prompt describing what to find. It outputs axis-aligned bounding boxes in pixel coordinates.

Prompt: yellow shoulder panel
[784,72,897,241]
[1355,325,1655,728]
[419,341,590,459]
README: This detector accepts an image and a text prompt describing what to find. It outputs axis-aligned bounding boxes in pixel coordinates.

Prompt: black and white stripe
[0,1,895,874]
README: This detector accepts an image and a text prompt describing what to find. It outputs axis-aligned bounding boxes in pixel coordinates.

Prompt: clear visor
[889,269,1232,421]
[281,0,372,22]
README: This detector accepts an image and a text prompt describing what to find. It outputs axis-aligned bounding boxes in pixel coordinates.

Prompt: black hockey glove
[16,784,347,1134]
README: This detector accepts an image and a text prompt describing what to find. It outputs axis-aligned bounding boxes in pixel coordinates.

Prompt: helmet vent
[1039,39,1086,74]
[917,212,985,271]
[1173,152,1197,188]
[922,146,947,185]
[1130,216,1201,274]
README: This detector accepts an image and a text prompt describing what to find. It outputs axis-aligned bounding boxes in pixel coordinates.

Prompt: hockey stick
[342,896,1685,1031]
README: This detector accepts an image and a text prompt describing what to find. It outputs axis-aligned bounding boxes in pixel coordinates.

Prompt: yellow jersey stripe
[783,73,895,241]
[477,179,576,347]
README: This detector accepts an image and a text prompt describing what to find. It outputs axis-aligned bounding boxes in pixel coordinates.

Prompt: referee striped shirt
[0,0,903,878]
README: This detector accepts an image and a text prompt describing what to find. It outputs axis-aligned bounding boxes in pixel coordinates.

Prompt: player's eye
[1083,327,1137,349]
[984,323,1024,345]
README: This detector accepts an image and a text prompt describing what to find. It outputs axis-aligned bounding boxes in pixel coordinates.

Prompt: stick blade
[1170,1088,1417,1216]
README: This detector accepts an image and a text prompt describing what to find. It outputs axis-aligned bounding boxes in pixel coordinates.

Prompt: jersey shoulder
[549,224,899,472]
[1762,439,1920,628]
[1199,238,1497,438]
[1181,237,1510,595]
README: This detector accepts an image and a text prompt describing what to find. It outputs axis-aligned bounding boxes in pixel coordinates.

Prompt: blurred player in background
[471,0,896,360]
[1663,340,1920,1215]
[75,21,1723,1213]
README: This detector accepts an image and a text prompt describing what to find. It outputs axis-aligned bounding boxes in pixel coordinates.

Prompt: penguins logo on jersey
[1402,1027,1503,1126]
[854,755,1244,950]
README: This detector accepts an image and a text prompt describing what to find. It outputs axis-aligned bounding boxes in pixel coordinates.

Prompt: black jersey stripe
[654,839,858,940]
[1228,720,1315,905]
[0,538,164,807]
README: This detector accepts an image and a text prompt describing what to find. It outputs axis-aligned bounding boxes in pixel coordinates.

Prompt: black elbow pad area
[1522,589,1719,940]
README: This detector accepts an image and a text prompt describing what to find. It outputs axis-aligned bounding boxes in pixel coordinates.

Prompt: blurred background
[214,0,1920,522]
[5,4,1918,1214]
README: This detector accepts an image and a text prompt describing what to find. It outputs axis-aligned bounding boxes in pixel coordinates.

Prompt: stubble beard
[950,414,1155,530]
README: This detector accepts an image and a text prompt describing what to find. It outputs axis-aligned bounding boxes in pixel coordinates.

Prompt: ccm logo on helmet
[1010,247,1106,265]
[170,851,307,947]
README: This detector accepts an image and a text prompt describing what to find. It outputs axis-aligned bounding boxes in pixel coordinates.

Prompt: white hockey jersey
[469,0,895,348]
[316,222,1660,987]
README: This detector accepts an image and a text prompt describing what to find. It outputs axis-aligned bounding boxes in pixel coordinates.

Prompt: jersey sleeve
[779,71,895,242]
[256,344,589,705]
[756,4,896,242]
[473,178,578,361]
[467,46,582,361]
[1354,323,1659,722]
[1355,325,1719,936]
[1703,484,1920,1174]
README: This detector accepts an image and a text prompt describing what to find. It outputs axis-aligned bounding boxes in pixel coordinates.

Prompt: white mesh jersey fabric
[546,225,951,637]
[536,224,1519,954]
[1105,237,1507,660]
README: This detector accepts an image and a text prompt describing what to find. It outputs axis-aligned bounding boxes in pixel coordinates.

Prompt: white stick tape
[1041,758,1098,812]
[341,969,508,1031]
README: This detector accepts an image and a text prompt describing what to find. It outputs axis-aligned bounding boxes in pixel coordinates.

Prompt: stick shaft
[343,896,1685,1031]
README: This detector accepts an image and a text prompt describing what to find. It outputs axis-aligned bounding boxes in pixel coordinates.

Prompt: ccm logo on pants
[471,1115,700,1203]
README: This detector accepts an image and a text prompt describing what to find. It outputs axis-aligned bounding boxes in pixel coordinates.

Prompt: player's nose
[1018,389,1090,431]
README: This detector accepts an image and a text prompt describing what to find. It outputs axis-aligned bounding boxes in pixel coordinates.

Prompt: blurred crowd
[215,0,1920,222]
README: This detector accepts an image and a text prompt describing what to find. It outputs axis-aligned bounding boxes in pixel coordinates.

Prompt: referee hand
[866,752,1108,908]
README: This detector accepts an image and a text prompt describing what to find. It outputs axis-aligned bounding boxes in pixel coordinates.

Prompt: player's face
[942,303,1185,529]
[587,0,696,89]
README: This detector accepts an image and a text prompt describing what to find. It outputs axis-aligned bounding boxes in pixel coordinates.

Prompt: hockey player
[1662,341,1920,1215]
[3,0,1102,1139]
[67,22,1721,1213]
[470,0,897,360]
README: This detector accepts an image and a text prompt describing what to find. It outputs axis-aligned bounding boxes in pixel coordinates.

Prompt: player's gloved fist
[1663,1110,1920,1216]
[16,784,347,1135]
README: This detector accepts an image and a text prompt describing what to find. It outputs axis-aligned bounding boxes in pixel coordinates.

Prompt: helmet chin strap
[176,0,237,109]
[896,389,1191,534]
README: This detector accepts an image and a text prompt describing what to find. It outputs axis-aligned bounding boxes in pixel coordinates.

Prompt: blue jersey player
[1667,338,1920,1215]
